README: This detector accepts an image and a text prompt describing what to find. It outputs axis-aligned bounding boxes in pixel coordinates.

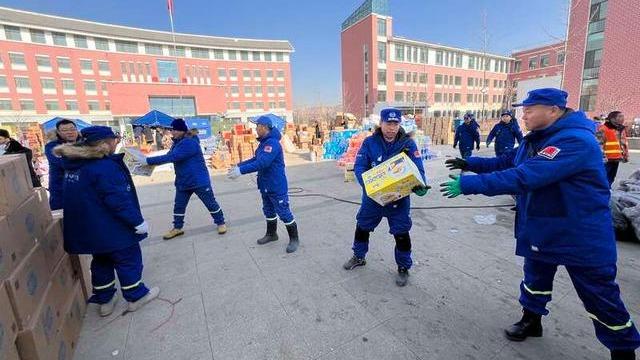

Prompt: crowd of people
[0,87,638,359]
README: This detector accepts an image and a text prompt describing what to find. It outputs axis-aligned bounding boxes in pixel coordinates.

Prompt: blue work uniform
[238,128,294,224]
[147,135,225,229]
[486,120,524,156]
[60,146,149,304]
[460,109,640,352]
[45,139,65,210]
[454,121,481,158]
[353,128,427,269]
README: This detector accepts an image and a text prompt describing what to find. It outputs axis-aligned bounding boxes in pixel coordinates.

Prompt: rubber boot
[257,220,278,245]
[611,350,636,360]
[285,222,299,253]
[504,309,543,341]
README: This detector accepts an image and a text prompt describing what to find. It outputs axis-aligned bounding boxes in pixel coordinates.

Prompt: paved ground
[74,146,640,360]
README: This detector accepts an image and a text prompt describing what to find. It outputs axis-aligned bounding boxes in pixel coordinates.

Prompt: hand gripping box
[362,152,425,206]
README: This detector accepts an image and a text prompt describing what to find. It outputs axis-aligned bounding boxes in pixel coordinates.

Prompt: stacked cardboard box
[225,125,257,164]
[422,117,453,145]
[0,155,87,360]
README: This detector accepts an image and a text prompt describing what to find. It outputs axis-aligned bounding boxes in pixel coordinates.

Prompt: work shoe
[127,287,160,312]
[396,267,409,287]
[343,256,366,270]
[217,224,228,235]
[99,293,119,317]
[504,309,543,341]
[163,228,184,240]
[257,220,279,245]
[285,222,299,253]
[611,350,636,360]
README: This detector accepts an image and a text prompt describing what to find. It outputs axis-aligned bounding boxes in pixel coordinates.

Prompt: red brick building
[0,6,294,127]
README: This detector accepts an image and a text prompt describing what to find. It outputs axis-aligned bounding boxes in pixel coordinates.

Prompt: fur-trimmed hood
[53,142,111,159]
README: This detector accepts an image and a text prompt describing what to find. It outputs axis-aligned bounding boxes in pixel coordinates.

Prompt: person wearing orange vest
[597,111,629,188]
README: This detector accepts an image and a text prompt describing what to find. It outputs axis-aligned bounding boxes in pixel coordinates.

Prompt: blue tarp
[41,117,91,133]
[131,110,175,127]
[186,117,212,139]
[250,113,286,133]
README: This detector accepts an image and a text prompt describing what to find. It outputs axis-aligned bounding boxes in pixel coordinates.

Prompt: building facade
[0,6,294,127]
[341,0,512,120]
[563,0,640,119]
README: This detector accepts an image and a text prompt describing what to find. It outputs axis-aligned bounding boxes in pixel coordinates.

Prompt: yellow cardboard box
[362,152,425,206]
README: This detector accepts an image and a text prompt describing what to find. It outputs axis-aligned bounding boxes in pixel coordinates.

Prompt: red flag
[167,0,174,16]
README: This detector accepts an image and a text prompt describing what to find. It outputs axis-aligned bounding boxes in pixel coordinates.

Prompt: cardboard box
[5,244,50,329]
[0,155,34,216]
[361,152,425,206]
[69,255,91,300]
[0,216,34,281]
[41,219,65,274]
[60,282,85,354]
[48,256,76,309]
[6,190,52,246]
[0,286,19,360]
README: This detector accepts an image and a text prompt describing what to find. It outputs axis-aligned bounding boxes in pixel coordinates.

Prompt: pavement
[74,145,640,360]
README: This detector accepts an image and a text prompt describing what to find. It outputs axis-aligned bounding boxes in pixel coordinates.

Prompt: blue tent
[41,117,92,134]
[131,110,174,128]
[250,113,286,133]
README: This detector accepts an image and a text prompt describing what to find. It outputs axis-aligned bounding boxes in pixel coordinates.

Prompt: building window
[94,37,109,51]
[394,44,405,62]
[252,52,261,61]
[455,76,462,86]
[228,50,238,61]
[157,60,179,82]
[419,73,427,84]
[394,71,404,83]
[377,69,387,85]
[276,70,285,79]
[245,102,254,110]
[435,50,443,65]
[528,57,538,70]
[30,29,46,44]
[456,53,463,68]
[394,91,404,102]
[377,90,387,102]
[277,86,285,94]
[242,69,251,80]
[0,100,12,110]
[62,79,75,90]
[149,97,196,117]
[52,32,67,46]
[378,42,387,63]
[276,53,284,62]
[98,61,110,73]
[45,100,59,111]
[105,101,110,111]
[169,46,185,57]
[14,77,31,89]
[213,49,224,60]
[540,54,550,68]
[87,101,100,111]
[80,59,93,72]
[73,35,88,48]
[513,60,522,72]
[4,25,22,41]
[84,80,97,92]
[264,52,272,62]
[467,77,474,87]
[20,100,35,111]
[279,101,286,108]
[36,55,51,68]
[468,56,475,69]
[240,51,249,61]
[377,18,387,36]
[435,74,443,85]
[244,86,253,96]
[145,43,163,55]
[191,48,209,59]
[454,93,461,103]
[229,69,237,79]
[217,68,226,79]
[557,51,565,65]
[467,94,474,103]
[9,53,26,67]
[230,86,239,96]
[434,93,442,103]
[255,86,263,96]
[65,100,78,110]
[254,70,261,79]
[40,78,55,89]
[115,40,138,53]
[267,86,276,95]
[266,70,274,79]
[101,81,108,92]
[0,76,6,87]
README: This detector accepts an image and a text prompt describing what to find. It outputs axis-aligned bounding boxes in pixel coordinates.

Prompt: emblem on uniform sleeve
[414,150,421,158]
[538,146,561,159]
[264,146,272,153]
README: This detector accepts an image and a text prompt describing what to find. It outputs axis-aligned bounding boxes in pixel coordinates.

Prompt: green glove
[412,185,431,197]
[439,175,462,198]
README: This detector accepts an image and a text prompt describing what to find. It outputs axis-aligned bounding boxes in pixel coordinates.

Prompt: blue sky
[1,0,568,107]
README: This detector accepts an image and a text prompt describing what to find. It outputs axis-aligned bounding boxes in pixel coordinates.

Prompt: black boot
[504,309,543,341]
[396,267,409,287]
[257,219,278,245]
[285,222,299,253]
[611,350,636,360]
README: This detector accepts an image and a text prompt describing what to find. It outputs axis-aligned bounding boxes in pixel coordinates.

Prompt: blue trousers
[261,192,294,224]
[90,243,149,304]
[174,186,225,229]
[520,258,640,351]
[459,148,472,159]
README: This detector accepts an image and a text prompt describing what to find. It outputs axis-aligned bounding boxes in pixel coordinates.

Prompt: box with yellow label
[362,152,425,206]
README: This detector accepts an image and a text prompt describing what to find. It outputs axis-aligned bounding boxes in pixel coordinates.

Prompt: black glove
[453,144,457,149]
[445,157,468,170]
[476,145,480,150]
[412,185,431,197]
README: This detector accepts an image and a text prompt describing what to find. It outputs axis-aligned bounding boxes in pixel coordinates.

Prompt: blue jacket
[486,120,524,154]
[454,121,481,150]
[45,139,65,210]
[460,110,616,266]
[146,136,210,191]
[355,128,427,206]
[56,144,146,254]
[238,128,288,195]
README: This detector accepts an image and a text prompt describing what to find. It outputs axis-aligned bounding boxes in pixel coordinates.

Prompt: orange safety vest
[598,123,628,161]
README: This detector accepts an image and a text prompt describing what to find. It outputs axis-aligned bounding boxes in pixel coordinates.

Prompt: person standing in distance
[45,118,80,210]
[453,113,481,159]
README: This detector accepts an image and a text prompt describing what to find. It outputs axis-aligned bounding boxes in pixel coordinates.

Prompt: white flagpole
[167,1,184,118]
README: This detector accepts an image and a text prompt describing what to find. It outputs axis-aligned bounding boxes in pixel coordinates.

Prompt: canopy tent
[250,113,286,133]
[131,110,175,128]
[41,117,91,134]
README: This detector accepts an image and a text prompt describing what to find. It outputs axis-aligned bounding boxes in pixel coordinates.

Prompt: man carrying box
[343,108,429,287]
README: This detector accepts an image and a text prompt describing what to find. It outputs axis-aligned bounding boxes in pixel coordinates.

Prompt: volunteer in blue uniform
[453,113,481,159]
[138,118,227,239]
[486,111,524,156]
[441,88,639,360]
[343,108,429,287]
[227,116,299,253]
[55,126,159,316]
[45,118,80,210]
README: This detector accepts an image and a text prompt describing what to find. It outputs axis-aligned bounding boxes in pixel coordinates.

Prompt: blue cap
[171,118,189,132]
[501,110,513,117]
[513,88,568,108]
[380,108,401,122]
[81,126,118,143]
[251,115,273,128]
[463,112,475,120]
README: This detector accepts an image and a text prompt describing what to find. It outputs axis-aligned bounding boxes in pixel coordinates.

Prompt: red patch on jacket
[538,146,561,159]
[414,150,421,158]
[264,145,272,153]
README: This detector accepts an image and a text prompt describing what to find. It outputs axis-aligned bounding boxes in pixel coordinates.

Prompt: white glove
[134,221,149,235]
[227,166,242,180]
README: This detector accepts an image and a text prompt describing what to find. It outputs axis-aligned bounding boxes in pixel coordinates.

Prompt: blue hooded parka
[454,120,481,152]
[146,136,211,191]
[238,128,288,195]
[486,117,524,155]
